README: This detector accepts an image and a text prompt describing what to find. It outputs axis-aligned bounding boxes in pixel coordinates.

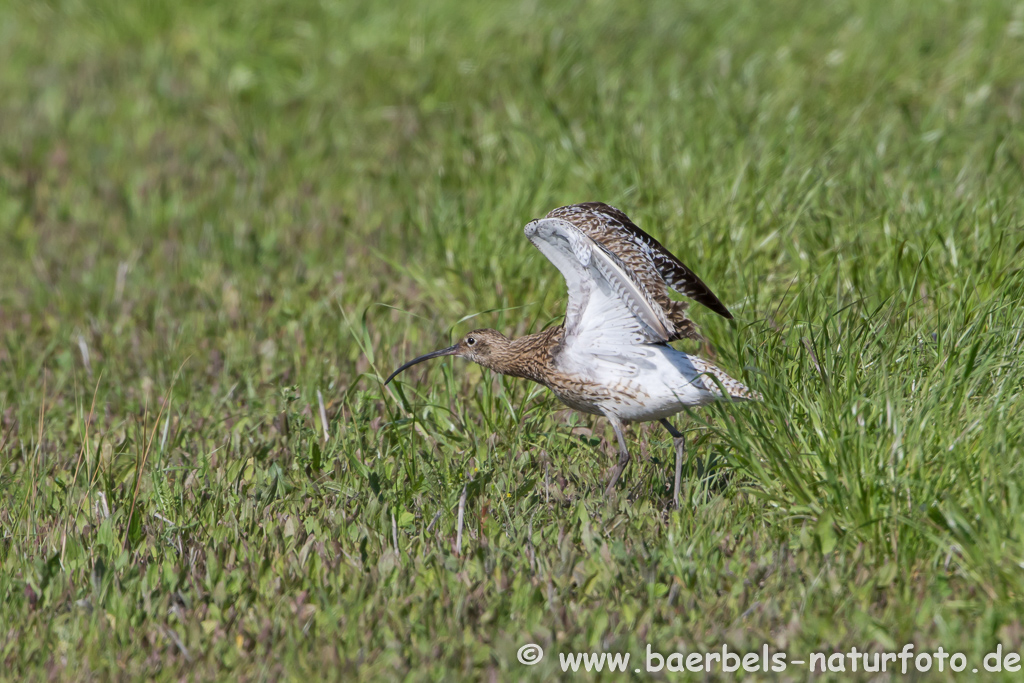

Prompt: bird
[385,202,759,505]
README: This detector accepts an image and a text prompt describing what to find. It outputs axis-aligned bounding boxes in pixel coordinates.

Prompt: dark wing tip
[628,228,735,320]
[693,288,733,319]
[665,268,734,319]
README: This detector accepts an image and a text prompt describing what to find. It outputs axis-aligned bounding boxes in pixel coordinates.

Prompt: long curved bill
[384,344,459,385]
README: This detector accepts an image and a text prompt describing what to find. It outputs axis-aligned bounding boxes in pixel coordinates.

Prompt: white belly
[554,345,731,423]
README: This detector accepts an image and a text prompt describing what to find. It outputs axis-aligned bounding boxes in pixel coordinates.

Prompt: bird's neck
[483,326,563,383]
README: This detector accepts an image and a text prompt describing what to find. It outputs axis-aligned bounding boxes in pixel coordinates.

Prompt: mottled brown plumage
[546,202,731,341]
[455,327,564,384]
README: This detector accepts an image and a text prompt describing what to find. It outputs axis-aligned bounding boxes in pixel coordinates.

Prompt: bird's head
[384,329,512,384]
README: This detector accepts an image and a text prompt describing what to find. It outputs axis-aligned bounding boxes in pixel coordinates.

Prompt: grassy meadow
[2,0,1024,679]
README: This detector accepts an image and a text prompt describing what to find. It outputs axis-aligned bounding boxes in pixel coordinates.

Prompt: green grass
[2,0,1024,679]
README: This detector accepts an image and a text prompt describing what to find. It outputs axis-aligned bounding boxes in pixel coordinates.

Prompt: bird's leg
[604,416,631,497]
[659,419,686,509]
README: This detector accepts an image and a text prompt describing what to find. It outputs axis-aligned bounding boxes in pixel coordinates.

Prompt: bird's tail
[690,358,762,401]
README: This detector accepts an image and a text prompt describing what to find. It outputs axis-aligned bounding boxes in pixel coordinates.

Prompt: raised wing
[546,203,733,330]
[525,217,673,357]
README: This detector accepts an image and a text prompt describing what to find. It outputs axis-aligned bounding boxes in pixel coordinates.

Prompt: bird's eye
[466,337,476,346]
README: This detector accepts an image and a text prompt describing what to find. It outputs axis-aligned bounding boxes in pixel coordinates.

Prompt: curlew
[385,202,759,504]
